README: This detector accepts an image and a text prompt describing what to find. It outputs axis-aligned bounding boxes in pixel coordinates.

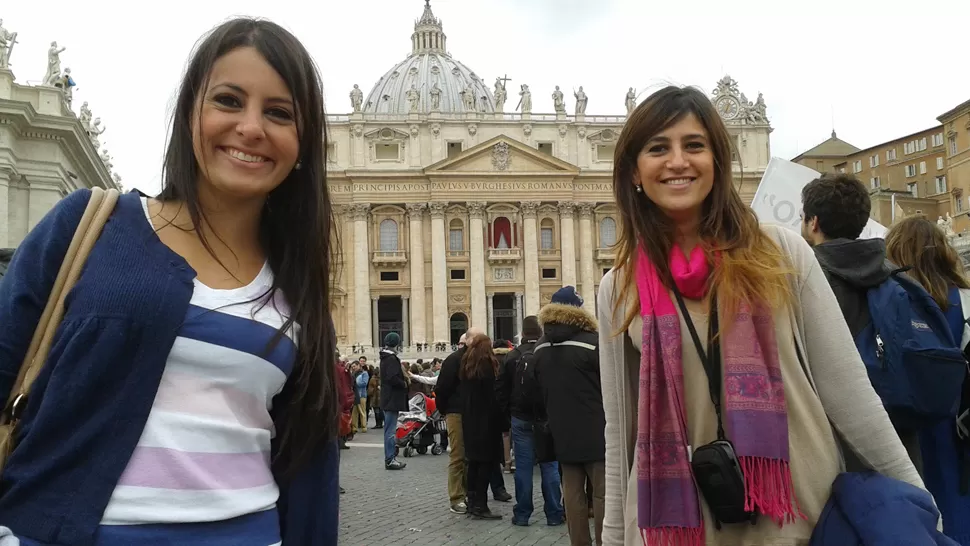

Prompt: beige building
[0,68,118,248]
[792,131,860,174]
[327,2,773,355]
[938,99,970,233]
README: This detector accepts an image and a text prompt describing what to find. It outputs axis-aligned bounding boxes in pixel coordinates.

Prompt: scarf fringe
[641,526,704,546]
[740,456,806,526]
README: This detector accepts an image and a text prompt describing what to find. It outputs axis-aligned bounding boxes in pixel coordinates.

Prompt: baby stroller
[395,393,446,457]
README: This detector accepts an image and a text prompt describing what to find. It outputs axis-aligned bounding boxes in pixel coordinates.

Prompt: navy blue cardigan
[0,189,339,545]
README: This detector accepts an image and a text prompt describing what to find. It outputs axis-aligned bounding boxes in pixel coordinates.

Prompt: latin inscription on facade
[330,181,599,193]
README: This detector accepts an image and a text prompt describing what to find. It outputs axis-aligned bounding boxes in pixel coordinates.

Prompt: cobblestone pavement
[338,421,574,546]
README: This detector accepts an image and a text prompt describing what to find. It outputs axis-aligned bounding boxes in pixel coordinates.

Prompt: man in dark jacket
[379,332,407,470]
[503,316,564,527]
[533,286,604,545]
[800,172,920,474]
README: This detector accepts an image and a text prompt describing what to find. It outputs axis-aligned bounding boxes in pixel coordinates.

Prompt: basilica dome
[363,1,496,115]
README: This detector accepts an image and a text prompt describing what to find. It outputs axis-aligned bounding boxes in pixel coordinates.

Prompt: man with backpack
[502,316,564,527]
[801,173,965,476]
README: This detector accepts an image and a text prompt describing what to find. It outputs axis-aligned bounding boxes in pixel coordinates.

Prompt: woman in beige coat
[597,85,924,546]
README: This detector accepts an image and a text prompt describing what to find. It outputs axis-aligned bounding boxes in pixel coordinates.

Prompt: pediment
[587,128,620,143]
[426,136,579,174]
[363,127,410,141]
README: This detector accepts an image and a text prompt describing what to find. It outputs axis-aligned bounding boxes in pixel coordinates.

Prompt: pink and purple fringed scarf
[633,245,803,545]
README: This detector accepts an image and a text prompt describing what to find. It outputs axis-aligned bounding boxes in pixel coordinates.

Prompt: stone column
[406,203,427,345]
[468,201,488,331]
[371,296,380,350]
[578,203,596,315]
[514,291,524,339]
[486,293,494,339]
[521,201,541,316]
[558,201,577,288]
[351,204,373,348]
[0,168,10,248]
[429,202,449,344]
[402,296,410,347]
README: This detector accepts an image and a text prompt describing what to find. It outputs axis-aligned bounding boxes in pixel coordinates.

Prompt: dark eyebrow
[211,82,294,106]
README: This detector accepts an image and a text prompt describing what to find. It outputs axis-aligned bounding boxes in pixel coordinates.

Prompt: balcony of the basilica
[447,250,470,261]
[372,250,408,267]
[539,248,561,259]
[488,247,522,264]
[596,248,616,264]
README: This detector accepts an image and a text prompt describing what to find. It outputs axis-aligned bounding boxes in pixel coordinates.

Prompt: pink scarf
[634,245,803,545]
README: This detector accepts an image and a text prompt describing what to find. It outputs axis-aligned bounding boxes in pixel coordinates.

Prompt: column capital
[520,201,540,219]
[428,201,448,219]
[350,203,371,221]
[406,202,427,221]
[402,294,410,301]
[372,296,380,302]
[577,202,595,218]
[514,292,523,297]
[467,201,487,219]
[557,201,576,218]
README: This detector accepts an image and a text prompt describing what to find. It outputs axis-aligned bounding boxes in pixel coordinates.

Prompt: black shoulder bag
[671,286,758,529]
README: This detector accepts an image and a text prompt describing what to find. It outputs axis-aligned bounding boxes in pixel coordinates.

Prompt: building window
[450,269,466,280]
[937,157,945,170]
[540,218,555,250]
[599,217,617,247]
[920,137,927,151]
[326,143,336,163]
[920,161,927,174]
[537,142,553,156]
[815,160,824,172]
[449,219,464,251]
[951,136,959,157]
[596,144,616,162]
[869,155,879,168]
[906,164,917,177]
[908,183,918,198]
[541,268,557,279]
[959,197,965,213]
[375,143,400,160]
[838,167,846,173]
[603,268,611,277]
[492,216,512,248]
[904,142,913,155]
[870,177,880,189]
[933,133,944,147]
[886,149,897,161]
[379,219,399,251]
[447,141,463,159]
[380,271,399,282]
[852,160,862,173]
[936,176,947,194]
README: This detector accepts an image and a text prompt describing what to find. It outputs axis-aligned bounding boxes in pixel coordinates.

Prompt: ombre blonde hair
[610,86,792,333]
[886,216,970,308]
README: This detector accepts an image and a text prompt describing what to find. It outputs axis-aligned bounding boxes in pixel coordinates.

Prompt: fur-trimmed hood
[538,303,598,343]
[492,347,511,356]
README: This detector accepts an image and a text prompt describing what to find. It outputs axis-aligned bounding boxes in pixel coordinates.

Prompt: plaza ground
[338,417,574,545]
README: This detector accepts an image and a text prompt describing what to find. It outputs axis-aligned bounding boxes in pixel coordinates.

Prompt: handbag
[0,187,120,471]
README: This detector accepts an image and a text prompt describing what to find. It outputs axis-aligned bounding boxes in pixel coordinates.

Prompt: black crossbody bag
[671,286,758,529]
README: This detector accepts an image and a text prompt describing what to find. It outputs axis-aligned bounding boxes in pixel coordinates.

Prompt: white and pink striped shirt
[95,198,296,545]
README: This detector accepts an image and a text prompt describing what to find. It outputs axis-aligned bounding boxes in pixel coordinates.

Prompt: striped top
[95,198,296,545]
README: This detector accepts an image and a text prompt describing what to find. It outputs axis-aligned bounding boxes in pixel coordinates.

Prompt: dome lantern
[412,0,447,55]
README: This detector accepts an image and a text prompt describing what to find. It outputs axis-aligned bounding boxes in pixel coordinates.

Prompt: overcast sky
[4,0,969,194]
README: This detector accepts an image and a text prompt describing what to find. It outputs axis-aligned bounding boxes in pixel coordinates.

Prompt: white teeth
[664,178,692,186]
[226,148,267,163]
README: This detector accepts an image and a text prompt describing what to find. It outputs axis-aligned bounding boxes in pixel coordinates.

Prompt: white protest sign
[751,157,888,240]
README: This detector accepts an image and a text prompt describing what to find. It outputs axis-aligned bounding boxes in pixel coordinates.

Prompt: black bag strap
[671,284,726,441]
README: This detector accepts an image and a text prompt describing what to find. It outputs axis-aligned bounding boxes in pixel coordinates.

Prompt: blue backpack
[858,268,966,427]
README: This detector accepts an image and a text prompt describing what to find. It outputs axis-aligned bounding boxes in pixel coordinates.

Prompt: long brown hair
[886,216,970,308]
[611,86,792,333]
[460,335,498,380]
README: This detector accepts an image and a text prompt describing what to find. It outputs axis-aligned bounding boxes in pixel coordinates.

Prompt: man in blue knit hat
[379,332,407,470]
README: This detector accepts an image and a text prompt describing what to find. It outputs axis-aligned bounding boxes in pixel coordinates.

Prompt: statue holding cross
[494,74,510,113]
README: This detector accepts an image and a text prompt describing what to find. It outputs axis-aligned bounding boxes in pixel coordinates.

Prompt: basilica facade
[327,1,773,355]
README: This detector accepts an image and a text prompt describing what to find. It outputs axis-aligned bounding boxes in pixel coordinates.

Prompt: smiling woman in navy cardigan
[0,18,340,546]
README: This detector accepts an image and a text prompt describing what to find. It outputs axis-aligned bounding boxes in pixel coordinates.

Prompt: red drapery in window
[492,217,512,248]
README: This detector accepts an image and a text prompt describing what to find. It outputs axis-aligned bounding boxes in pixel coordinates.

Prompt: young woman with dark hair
[0,18,338,545]
[887,216,970,544]
[459,334,506,520]
[597,86,924,545]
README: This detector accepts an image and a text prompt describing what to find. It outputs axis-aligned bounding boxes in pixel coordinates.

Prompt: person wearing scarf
[597,86,925,546]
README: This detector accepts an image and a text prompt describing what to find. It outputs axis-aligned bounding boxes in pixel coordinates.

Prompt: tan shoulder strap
[7,187,120,418]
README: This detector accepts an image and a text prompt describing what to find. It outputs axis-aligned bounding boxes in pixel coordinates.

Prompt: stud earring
[635,185,643,193]
[294,161,303,171]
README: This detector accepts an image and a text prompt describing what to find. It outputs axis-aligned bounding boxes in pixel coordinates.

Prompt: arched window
[379,219,399,251]
[449,219,464,251]
[599,217,617,247]
[540,218,555,250]
[492,216,512,249]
